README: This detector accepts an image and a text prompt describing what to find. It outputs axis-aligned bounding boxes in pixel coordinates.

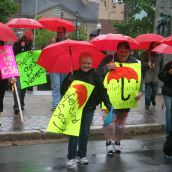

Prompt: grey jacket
[141,52,163,84]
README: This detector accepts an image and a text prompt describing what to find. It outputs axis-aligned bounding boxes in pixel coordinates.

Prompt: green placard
[16,50,47,89]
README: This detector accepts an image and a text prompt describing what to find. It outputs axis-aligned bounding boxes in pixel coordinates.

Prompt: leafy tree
[35,29,54,49]
[114,0,156,37]
[0,0,19,23]
[68,24,88,40]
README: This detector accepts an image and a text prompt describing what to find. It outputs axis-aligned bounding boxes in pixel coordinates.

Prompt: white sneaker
[66,159,76,166]
[76,157,88,164]
[114,144,122,153]
[106,144,114,156]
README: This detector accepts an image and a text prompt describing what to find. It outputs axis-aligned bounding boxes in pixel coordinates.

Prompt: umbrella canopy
[135,33,165,50]
[90,33,140,51]
[38,17,74,32]
[151,43,172,54]
[0,22,17,42]
[6,18,43,29]
[37,39,105,73]
[160,35,172,46]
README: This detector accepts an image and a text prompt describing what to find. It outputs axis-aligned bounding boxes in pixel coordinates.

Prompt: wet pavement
[0,135,171,172]
[0,91,165,140]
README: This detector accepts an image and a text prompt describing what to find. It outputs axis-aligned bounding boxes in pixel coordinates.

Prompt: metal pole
[33,0,38,49]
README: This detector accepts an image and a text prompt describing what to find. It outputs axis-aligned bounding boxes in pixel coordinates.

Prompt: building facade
[98,0,125,33]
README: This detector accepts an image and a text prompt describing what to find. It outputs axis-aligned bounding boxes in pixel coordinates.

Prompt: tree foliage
[68,24,88,40]
[35,29,54,49]
[0,0,19,23]
[114,0,156,37]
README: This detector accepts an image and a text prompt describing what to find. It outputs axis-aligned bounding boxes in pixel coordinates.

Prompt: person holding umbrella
[97,41,142,156]
[141,42,164,110]
[60,53,112,166]
[49,26,67,111]
[12,30,33,114]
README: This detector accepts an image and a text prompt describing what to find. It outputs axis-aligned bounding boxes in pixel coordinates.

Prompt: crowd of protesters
[0,24,172,168]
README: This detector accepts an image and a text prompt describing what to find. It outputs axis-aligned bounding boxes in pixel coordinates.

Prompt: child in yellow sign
[60,53,112,167]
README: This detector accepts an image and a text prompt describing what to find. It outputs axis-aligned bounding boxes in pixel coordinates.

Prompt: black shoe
[21,106,24,111]
[14,108,19,114]
[145,106,149,110]
[152,101,156,106]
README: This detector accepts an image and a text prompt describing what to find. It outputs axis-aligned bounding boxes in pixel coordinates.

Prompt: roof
[21,0,98,22]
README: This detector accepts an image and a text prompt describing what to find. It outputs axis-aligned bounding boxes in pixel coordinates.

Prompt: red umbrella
[0,21,17,42]
[38,17,74,32]
[135,33,165,50]
[6,18,43,29]
[160,35,172,46]
[90,33,140,51]
[151,43,172,54]
[37,39,105,73]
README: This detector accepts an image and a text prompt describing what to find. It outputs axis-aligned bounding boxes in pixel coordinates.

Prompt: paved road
[0,135,171,172]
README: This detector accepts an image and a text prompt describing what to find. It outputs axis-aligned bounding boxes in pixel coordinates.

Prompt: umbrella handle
[69,46,73,74]
[121,77,130,101]
[14,83,24,123]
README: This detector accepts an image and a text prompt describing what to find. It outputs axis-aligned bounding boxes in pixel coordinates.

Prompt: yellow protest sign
[47,80,94,136]
[103,62,141,109]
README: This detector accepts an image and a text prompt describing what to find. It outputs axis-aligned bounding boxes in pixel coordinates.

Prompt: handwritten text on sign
[103,62,141,109]
[0,46,19,79]
[16,50,47,89]
[47,80,94,136]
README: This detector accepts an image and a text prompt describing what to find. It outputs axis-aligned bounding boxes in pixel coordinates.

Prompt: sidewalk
[0,91,165,141]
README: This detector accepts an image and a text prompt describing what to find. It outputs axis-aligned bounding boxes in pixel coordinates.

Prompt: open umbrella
[160,35,172,46]
[37,39,105,73]
[90,33,140,51]
[135,33,165,50]
[0,22,17,42]
[151,43,172,54]
[6,18,43,29]
[38,17,74,32]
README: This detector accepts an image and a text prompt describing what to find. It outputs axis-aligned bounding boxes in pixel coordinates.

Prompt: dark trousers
[13,78,26,109]
[0,79,8,112]
[67,109,94,160]
[145,82,159,106]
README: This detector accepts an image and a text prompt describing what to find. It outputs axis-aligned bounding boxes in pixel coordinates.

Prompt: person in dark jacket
[61,53,112,167]
[0,41,16,125]
[159,61,172,158]
[141,42,163,110]
[0,71,8,126]
[12,33,33,114]
[97,41,142,156]
[0,41,9,126]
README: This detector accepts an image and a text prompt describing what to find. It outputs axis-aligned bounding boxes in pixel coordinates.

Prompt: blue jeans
[13,78,26,110]
[67,109,94,160]
[50,73,66,108]
[145,83,159,107]
[163,95,172,134]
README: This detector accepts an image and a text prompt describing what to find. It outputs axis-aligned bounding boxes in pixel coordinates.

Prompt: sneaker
[145,106,149,110]
[76,156,88,164]
[14,108,19,115]
[66,159,77,166]
[152,101,156,106]
[114,144,122,154]
[51,107,56,111]
[165,154,172,159]
[106,144,114,156]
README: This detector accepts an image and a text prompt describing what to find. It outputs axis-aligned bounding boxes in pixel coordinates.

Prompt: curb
[0,123,165,142]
